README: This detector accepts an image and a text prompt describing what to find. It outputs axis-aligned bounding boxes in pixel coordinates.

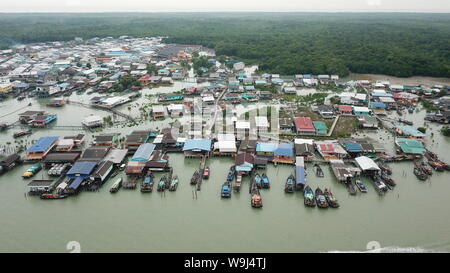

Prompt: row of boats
[109,171,180,193]
[190,166,210,185]
[303,186,339,208]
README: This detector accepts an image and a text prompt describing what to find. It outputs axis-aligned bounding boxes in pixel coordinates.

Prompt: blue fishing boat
[254,174,262,189]
[261,173,270,189]
[285,174,295,193]
[221,182,231,198]
[141,171,154,193]
[355,180,367,193]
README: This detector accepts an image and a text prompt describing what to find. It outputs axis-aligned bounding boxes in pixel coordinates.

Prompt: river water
[1,83,450,253]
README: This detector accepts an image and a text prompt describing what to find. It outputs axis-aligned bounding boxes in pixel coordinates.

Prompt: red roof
[294,117,315,131]
[338,105,352,112]
[139,74,151,81]
[319,144,335,153]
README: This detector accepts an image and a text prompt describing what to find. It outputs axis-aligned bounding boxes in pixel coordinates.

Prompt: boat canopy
[296,166,306,185]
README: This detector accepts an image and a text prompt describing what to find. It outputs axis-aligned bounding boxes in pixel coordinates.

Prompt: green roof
[396,138,425,155]
[313,121,328,135]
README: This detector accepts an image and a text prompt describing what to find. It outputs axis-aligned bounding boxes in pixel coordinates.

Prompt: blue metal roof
[342,142,363,153]
[132,143,156,162]
[370,102,387,109]
[27,136,59,153]
[69,177,84,190]
[296,166,306,185]
[274,143,294,157]
[256,142,277,153]
[395,126,426,138]
[67,161,97,176]
[183,139,212,152]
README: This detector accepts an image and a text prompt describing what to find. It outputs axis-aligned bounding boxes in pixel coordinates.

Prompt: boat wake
[327,246,441,253]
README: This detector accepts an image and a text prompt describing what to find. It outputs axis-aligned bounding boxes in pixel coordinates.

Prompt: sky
[0,0,449,13]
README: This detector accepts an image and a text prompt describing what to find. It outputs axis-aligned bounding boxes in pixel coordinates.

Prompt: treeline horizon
[0,13,449,78]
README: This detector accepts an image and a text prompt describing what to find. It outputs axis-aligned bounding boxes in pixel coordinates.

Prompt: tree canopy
[0,12,449,77]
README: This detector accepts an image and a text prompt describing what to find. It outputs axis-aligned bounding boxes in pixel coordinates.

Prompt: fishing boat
[371,175,388,195]
[157,176,167,191]
[22,163,42,178]
[324,188,339,208]
[221,182,231,198]
[303,185,316,207]
[123,176,138,189]
[13,129,32,138]
[380,171,396,187]
[355,180,368,193]
[378,163,392,175]
[414,166,428,181]
[261,173,270,189]
[234,172,242,192]
[169,175,179,191]
[110,177,123,193]
[251,188,263,208]
[190,170,200,185]
[226,166,236,181]
[284,174,295,193]
[203,166,210,179]
[40,193,67,200]
[420,161,433,175]
[314,164,324,177]
[140,172,154,193]
[398,118,413,126]
[315,188,329,209]
[425,151,449,171]
[254,173,262,189]
[345,179,357,195]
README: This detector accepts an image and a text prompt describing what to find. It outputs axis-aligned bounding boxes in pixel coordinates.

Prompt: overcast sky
[0,0,449,13]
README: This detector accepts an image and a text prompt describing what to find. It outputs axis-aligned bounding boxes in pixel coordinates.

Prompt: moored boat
[314,164,324,177]
[13,129,32,138]
[414,166,428,181]
[140,172,154,193]
[221,181,231,198]
[303,185,316,207]
[191,170,200,185]
[251,188,263,208]
[40,193,67,200]
[380,171,396,187]
[355,180,368,193]
[22,163,42,178]
[261,173,270,189]
[324,188,339,208]
[203,166,210,179]
[254,173,262,189]
[284,174,295,193]
[420,162,433,175]
[157,176,167,191]
[378,163,392,175]
[110,177,123,193]
[169,175,179,191]
[226,166,236,181]
[315,187,329,209]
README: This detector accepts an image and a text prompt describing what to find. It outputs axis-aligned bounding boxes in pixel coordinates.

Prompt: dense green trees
[0,13,449,77]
